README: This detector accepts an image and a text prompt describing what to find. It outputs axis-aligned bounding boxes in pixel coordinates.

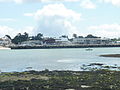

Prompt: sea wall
[9,44,120,49]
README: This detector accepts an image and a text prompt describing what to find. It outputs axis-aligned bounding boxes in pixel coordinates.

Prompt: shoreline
[100,54,120,58]
[0,69,120,90]
[0,46,11,50]
[0,63,120,89]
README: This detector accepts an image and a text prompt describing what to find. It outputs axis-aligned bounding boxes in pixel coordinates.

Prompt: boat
[0,46,11,50]
[86,48,93,51]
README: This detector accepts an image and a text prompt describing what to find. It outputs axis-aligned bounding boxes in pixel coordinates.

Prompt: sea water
[0,47,120,72]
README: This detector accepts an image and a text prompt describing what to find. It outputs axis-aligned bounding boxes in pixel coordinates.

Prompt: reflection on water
[57,59,79,63]
[0,47,120,72]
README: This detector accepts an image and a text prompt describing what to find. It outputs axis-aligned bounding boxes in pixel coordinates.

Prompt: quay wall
[9,44,120,49]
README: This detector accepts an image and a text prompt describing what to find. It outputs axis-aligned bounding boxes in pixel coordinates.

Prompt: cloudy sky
[0,0,120,38]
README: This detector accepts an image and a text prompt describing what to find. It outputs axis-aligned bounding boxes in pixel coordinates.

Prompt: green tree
[12,32,29,44]
[33,33,43,40]
[86,34,99,38]
[5,35,11,40]
[73,34,77,38]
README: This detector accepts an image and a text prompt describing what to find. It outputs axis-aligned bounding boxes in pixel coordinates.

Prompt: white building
[55,37,71,45]
[72,37,111,44]
[21,40,43,46]
[0,36,11,46]
[116,41,120,44]
[101,38,111,44]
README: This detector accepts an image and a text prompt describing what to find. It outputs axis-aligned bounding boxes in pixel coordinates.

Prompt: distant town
[0,32,120,48]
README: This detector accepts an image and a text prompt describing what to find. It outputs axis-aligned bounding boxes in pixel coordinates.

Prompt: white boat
[0,46,11,50]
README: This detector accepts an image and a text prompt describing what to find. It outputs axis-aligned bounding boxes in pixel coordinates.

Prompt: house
[55,36,71,45]
[101,38,112,44]
[43,38,55,45]
[21,40,43,46]
[115,41,120,44]
[72,37,111,45]
[72,37,101,44]
[0,36,11,46]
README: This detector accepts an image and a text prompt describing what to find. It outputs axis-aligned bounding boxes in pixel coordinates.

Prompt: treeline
[72,33,100,38]
[6,32,43,44]
[5,32,106,44]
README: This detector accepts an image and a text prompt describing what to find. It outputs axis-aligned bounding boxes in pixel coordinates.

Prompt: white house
[72,37,111,44]
[21,40,43,46]
[72,37,101,44]
[55,37,71,45]
[0,36,11,45]
[101,38,112,44]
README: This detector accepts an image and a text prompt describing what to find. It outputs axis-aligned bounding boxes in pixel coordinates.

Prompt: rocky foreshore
[0,68,120,90]
[100,54,120,58]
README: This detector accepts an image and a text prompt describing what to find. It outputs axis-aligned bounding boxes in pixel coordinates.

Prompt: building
[43,38,55,45]
[101,38,112,44]
[55,36,71,45]
[0,36,11,46]
[72,37,111,45]
[21,40,43,46]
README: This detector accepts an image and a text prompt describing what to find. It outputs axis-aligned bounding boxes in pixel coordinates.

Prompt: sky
[0,0,120,38]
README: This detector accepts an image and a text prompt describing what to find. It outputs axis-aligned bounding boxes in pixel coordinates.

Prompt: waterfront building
[21,40,43,46]
[72,37,111,45]
[115,41,120,44]
[101,38,112,44]
[55,36,72,45]
[0,36,11,46]
[43,38,56,45]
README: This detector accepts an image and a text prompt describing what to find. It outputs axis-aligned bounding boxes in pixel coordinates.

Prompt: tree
[36,33,43,40]
[24,32,29,39]
[34,33,43,40]
[12,33,21,44]
[5,35,11,40]
[73,34,77,38]
[12,32,29,44]
[78,36,83,38]
[86,34,98,38]
[61,35,68,38]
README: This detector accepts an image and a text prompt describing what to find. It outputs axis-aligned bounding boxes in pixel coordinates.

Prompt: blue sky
[0,0,120,38]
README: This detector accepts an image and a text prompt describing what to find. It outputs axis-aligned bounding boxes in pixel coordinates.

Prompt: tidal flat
[100,54,120,58]
[0,66,120,90]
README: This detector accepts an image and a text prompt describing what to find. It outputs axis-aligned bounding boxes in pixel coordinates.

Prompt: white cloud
[80,0,96,9]
[0,26,34,38]
[100,0,120,7]
[24,3,82,37]
[25,3,81,20]
[0,26,15,37]
[14,0,41,3]
[88,24,120,38]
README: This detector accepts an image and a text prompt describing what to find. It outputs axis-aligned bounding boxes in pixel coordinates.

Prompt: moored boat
[86,48,93,51]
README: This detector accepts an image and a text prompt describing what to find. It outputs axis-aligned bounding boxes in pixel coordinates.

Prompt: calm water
[0,47,120,72]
